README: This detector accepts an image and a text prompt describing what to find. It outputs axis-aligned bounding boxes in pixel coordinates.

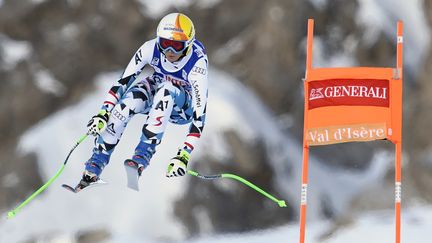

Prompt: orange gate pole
[299,18,314,243]
[395,20,403,243]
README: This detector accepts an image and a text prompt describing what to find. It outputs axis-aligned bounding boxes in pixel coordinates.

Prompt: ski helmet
[156,13,195,55]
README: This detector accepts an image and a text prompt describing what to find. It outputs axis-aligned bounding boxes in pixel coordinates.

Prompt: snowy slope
[1,72,188,243]
[1,1,430,241]
[0,69,414,243]
[184,204,432,243]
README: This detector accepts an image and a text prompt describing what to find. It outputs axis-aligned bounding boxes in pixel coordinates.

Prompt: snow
[31,0,48,4]
[357,0,430,72]
[183,204,432,243]
[1,68,426,243]
[0,34,32,71]
[308,0,327,10]
[308,36,358,68]
[136,0,222,18]
[137,0,192,18]
[35,68,67,96]
[2,72,187,243]
[0,0,431,242]
[25,0,219,17]
[1,173,20,189]
[195,0,222,9]
[213,36,246,65]
[305,0,429,73]
[205,71,397,220]
[60,23,80,42]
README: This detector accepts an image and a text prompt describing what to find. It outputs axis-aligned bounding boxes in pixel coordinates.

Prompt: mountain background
[1,0,432,242]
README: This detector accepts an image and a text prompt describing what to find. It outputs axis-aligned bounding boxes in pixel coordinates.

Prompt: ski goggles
[158,37,188,54]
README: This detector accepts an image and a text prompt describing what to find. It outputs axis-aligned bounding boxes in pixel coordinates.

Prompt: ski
[124,159,142,191]
[62,179,107,193]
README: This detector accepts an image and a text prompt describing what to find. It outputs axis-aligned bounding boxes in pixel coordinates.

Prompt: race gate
[299,19,403,243]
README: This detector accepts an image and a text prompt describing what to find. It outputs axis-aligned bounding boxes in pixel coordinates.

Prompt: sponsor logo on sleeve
[135,49,143,65]
[192,80,202,108]
[112,109,127,122]
[194,49,204,58]
[308,79,389,109]
[192,66,207,75]
[107,123,116,135]
[151,57,159,66]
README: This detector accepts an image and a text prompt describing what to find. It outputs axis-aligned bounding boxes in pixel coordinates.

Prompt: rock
[0,0,432,239]
[174,130,293,236]
[76,228,111,243]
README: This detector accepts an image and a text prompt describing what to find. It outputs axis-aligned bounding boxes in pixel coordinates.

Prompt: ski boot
[124,142,155,191]
[124,155,149,191]
[62,170,106,193]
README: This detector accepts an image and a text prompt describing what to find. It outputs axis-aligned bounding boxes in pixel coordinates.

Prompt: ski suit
[85,38,209,176]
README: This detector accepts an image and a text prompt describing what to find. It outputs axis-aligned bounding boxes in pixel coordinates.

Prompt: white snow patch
[2,173,20,188]
[0,34,32,70]
[213,37,246,65]
[31,0,47,4]
[308,36,358,68]
[137,0,192,18]
[196,0,222,9]
[308,0,328,10]
[357,0,430,72]
[60,23,80,41]
[35,69,67,96]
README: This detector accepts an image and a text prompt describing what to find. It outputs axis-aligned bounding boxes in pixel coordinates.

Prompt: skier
[73,13,208,191]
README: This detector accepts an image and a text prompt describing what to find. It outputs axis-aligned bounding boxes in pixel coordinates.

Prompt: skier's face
[165,50,182,62]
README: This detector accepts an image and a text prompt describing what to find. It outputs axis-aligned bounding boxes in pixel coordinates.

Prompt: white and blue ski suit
[85,38,209,176]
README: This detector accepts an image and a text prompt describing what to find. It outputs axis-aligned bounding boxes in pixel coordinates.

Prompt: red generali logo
[309,88,324,100]
[308,79,389,109]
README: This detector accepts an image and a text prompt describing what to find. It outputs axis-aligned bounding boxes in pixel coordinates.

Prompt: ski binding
[62,179,107,193]
[124,159,143,191]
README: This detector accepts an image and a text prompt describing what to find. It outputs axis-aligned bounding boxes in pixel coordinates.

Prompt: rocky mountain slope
[1,0,431,240]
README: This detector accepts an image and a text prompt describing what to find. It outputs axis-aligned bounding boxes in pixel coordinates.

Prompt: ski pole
[187,170,287,208]
[7,133,89,219]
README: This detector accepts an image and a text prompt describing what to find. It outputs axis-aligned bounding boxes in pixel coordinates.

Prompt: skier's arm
[101,41,153,112]
[182,57,209,154]
[167,58,208,177]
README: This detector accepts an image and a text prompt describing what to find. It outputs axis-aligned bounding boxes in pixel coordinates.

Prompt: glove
[87,110,110,136]
[166,149,190,177]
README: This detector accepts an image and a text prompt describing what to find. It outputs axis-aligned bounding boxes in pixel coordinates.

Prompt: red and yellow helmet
[156,13,195,55]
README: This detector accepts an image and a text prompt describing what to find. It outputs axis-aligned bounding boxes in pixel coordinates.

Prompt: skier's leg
[131,82,190,168]
[84,82,153,179]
